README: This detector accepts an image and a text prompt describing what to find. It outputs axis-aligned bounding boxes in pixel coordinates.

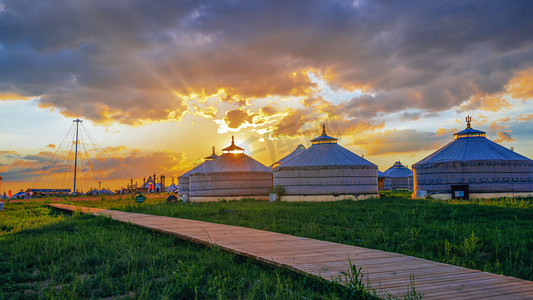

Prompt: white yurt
[378,170,392,191]
[189,137,273,201]
[177,147,218,197]
[270,144,306,168]
[273,124,379,201]
[413,116,533,199]
[383,161,413,191]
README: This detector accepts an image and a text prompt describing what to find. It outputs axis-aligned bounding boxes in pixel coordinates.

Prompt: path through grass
[108,194,533,281]
[0,201,350,299]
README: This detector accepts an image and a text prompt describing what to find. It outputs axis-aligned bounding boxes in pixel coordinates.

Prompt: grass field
[0,201,349,299]
[1,193,532,299]
[67,192,533,281]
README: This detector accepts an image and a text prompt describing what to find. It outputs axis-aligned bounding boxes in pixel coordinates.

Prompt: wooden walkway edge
[49,204,533,299]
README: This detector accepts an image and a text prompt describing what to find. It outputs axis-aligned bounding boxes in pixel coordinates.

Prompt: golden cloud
[506,68,533,101]
[493,130,515,143]
[0,92,34,101]
[224,109,255,129]
[517,114,533,122]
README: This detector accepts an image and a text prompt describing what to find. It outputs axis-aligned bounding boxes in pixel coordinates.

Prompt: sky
[1,0,533,193]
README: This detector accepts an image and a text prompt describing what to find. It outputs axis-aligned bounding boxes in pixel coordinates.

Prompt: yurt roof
[378,170,390,177]
[276,125,376,169]
[384,161,413,178]
[178,147,218,178]
[415,116,532,165]
[178,160,214,178]
[195,137,272,174]
[270,144,306,168]
[200,153,272,173]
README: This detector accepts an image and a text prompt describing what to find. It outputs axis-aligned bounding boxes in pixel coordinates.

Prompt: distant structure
[378,171,391,191]
[383,161,413,191]
[138,173,166,193]
[178,147,218,198]
[188,137,273,201]
[270,144,306,168]
[413,116,533,199]
[273,124,379,201]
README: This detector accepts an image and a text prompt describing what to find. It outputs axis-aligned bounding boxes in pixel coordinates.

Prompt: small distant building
[189,137,273,201]
[273,124,379,201]
[413,116,533,199]
[383,161,413,191]
[378,171,391,191]
[178,147,218,197]
[270,144,306,168]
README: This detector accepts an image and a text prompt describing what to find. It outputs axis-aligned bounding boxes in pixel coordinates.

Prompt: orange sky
[1,1,533,194]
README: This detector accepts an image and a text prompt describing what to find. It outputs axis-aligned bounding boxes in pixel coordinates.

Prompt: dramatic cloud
[1,0,532,125]
[506,68,533,101]
[224,109,254,129]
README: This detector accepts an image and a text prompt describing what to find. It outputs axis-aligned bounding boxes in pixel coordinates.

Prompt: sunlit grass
[0,201,346,299]
[109,193,533,281]
[1,194,531,298]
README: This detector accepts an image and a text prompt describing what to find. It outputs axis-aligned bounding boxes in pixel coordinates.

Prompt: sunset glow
[1,0,532,193]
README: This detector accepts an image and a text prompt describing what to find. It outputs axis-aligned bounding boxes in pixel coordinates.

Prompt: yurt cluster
[178,117,533,202]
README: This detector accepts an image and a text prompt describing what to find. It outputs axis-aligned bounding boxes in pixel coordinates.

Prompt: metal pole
[73,119,82,194]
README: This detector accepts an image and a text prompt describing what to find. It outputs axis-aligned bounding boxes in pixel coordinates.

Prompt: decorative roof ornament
[222,136,245,154]
[204,146,219,160]
[466,115,472,129]
[311,123,338,145]
[453,115,486,139]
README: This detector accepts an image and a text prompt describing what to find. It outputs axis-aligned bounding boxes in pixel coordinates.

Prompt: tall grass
[0,201,352,299]
[107,195,533,281]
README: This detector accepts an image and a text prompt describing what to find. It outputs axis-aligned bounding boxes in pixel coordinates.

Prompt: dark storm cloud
[1,0,532,124]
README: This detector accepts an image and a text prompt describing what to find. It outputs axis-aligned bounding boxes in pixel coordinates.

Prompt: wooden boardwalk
[49,204,533,299]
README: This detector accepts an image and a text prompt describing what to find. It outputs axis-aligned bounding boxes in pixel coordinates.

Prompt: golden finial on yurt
[466,116,472,129]
[322,123,326,135]
[212,146,216,155]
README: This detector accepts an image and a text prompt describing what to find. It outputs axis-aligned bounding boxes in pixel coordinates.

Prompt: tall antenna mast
[73,119,83,194]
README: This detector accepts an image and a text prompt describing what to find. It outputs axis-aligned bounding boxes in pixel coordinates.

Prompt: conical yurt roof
[384,161,413,178]
[276,124,376,169]
[415,117,531,165]
[196,137,271,174]
[178,147,219,179]
[378,170,390,177]
[270,144,306,168]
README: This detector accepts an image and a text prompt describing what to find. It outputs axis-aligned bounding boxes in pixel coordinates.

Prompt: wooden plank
[48,204,533,300]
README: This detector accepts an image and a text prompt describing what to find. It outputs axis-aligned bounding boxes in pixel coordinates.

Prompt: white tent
[189,137,273,201]
[413,117,533,199]
[273,125,378,201]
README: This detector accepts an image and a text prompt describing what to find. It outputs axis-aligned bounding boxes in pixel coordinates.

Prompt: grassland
[0,201,351,299]
[86,192,533,281]
[1,193,532,299]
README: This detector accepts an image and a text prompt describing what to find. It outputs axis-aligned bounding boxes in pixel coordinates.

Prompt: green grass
[2,194,532,298]
[0,201,356,299]
[104,194,533,281]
